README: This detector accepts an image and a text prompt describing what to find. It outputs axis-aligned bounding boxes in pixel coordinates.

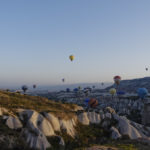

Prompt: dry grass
[0,90,77,119]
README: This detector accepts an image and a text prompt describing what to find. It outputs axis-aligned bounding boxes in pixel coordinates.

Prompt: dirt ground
[86,146,118,150]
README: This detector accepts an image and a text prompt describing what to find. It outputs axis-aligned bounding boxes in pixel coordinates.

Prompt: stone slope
[0,106,150,150]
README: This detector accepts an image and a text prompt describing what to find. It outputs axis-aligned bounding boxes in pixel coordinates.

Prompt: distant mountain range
[105,77,150,93]
[3,77,150,93]
[35,82,112,92]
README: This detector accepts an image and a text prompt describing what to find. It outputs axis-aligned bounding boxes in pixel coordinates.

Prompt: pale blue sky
[0,0,150,87]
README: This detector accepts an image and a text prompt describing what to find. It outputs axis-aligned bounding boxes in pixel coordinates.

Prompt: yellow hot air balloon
[69,55,74,61]
[109,88,116,96]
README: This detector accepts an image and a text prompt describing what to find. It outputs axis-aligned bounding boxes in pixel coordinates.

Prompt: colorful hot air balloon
[22,85,28,93]
[114,76,121,85]
[88,98,98,108]
[69,55,74,61]
[137,88,148,99]
[109,88,116,96]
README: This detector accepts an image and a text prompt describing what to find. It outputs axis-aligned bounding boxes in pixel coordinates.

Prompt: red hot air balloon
[114,76,121,85]
[88,98,98,108]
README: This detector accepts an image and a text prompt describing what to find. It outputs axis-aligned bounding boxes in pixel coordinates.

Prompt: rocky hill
[0,90,150,150]
[105,77,150,93]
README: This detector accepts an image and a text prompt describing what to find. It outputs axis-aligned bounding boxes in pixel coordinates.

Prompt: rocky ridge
[1,106,150,150]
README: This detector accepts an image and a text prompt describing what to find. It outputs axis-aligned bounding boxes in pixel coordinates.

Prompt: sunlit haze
[0,0,150,87]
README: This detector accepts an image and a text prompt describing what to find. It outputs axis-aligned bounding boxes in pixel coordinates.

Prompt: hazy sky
[0,0,150,87]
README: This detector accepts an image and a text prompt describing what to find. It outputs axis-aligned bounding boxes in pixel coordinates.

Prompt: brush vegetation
[48,122,149,150]
[0,90,77,119]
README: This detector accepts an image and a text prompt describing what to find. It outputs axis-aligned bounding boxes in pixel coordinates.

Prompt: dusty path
[86,146,118,150]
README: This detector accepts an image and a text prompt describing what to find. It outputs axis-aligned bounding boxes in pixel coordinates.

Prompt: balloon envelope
[66,88,70,92]
[73,88,78,92]
[22,85,28,92]
[78,86,82,90]
[88,98,98,108]
[117,91,125,95]
[33,84,36,89]
[62,78,65,82]
[109,88,116,95]
[69,55,74,61]
[92,85,95,89]
[114,76,121,85]
[84,98,90,106]
[137,88,148,99]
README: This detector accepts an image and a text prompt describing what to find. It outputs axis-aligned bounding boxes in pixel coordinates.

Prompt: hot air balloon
[69,55,74,61]
[92,85,95,89]
[114,76,121,85]
[117,91,125,95]
[84,98,90,106]
[6,89,10,92]
[84,88,89,97]
[109,88,116,96]
[73,88,78,93]
[62,78,65,83]
[88,98,98,108]
[137,88,148,99]
[78,86,82,90]
[33,84,36,89]
[66,88,70,93]
[88,87,92,92]
[22,85,28,93]
[146,68,148,71]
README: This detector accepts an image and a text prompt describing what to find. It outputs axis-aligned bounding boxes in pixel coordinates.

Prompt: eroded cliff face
[1,106,150,150]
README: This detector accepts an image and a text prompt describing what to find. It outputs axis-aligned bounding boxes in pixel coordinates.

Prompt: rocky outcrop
[0,107,10,116]
[44,113,60,131]
[105,113,112,119]
[77,112,90,125]
[59,117,77,137]
[110,126,121,139]
[113,114,142,139]
[87,111,101,124]
[56,136,65,146]
[6,116,23,129]
[2,106,150,150]
[105,107,116,114]
[78,111,101,125]
[23,129,51,150]
[27,111,55,136]
[74,106,84,111]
